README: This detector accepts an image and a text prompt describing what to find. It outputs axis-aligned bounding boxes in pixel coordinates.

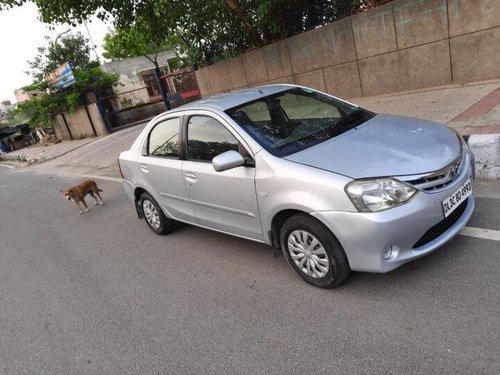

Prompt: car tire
[280,214,350,288]
[140,192,175,235]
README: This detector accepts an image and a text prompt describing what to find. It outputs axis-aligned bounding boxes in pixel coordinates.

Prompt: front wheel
[280,214,350,288]
[140,192,175,235]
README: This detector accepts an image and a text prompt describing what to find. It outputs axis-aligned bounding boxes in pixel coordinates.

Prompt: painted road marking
[460,227,500,242]
[0,164,15,169]
[42,169,123,183]
[79,174,122,183]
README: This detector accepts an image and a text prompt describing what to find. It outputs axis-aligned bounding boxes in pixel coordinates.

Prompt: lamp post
[54,29,71,45]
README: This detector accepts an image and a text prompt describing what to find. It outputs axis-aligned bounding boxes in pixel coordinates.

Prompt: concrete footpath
[1,80,500,179]
[354,79,500,179]
[0,137,100,165]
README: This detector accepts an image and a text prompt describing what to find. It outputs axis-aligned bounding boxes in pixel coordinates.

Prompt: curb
[467,134,500,179]
[0,136,103,166]
[40,136,104,162]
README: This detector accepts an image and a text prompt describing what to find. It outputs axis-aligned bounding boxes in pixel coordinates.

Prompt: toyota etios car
[119,85,475,288]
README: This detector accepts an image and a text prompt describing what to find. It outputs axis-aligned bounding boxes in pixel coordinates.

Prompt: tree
[1,1,373,65]
[98,0,247,65]
[102,21,178,71]
[0,0,283,64]
[27,33,95,82]
[17,32,119,128]
[0,108,27,128]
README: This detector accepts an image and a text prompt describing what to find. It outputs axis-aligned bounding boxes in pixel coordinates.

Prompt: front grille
[405,153,464,192]
[412,198,469,249]
[407,169,454,191]
[402,136,465,193]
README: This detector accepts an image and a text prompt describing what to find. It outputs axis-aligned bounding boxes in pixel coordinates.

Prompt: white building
[100,51,176,96]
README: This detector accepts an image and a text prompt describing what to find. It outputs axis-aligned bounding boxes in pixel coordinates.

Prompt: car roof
[171,84,296,113]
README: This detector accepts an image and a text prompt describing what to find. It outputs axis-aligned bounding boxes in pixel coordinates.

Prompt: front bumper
[311,159,475,273]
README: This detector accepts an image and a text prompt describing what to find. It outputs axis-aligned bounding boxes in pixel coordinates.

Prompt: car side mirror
[212,150,245,172]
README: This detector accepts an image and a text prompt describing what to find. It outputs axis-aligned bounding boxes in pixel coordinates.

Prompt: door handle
[141,165,149,173]
[184,172,197,183]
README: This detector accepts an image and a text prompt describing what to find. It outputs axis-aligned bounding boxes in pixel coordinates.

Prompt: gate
[97,67,201,131]
[159,68,202,108]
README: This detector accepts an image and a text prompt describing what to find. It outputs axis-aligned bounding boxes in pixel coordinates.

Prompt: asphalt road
[0,166,499,374]
[31,123,147,179]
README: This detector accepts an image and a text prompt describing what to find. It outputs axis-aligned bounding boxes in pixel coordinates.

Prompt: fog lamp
[382,245,399,261]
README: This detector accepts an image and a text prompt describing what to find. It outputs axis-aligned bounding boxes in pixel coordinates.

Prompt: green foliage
[167,57,188,71]
[0,109,27,128]
[103,22,172,60]
[103,19,192,70]
[15,32,119,128]
[72,67,119,96]
[26,33,94,81]
[16,93,62,128]
[102,20,176,69]
[0,1,303,64]
[1,0,373,65]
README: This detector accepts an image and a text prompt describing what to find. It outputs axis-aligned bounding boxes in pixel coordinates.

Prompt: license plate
[442,178,472,218]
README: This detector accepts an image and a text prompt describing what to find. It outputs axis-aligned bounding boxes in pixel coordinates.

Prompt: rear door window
[148,118,180,157]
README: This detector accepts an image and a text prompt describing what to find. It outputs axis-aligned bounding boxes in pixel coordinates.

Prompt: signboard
[45,62,76,89]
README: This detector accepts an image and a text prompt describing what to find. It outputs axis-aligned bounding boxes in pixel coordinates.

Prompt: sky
[0,3,112,104]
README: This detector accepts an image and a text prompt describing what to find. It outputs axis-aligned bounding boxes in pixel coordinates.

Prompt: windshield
[225,88,374,157]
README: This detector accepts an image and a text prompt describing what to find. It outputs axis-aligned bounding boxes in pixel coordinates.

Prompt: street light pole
[84,21,100,61]
[54,29,71,45]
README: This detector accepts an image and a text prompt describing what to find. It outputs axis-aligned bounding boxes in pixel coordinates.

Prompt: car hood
[284,114,461,178]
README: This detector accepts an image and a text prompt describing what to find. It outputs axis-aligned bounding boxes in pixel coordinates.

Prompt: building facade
[100,51,176,96]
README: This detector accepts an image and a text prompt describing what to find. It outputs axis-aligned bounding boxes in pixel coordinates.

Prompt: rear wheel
[140,192,175,235]
[280,214,350,288]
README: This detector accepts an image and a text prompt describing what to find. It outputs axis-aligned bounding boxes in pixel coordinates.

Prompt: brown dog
[61,180,103,214]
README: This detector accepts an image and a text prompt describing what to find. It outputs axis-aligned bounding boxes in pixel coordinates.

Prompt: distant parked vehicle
[119,85,475,288]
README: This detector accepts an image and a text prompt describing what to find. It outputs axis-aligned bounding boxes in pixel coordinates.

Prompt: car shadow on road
[340,234,492,295]
[157,218,489,295]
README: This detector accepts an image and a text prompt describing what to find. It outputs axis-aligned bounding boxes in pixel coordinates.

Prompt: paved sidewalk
[353,80,500,179]
[353,79,500,134]
[31,123,147,178]
[0,137,100,164]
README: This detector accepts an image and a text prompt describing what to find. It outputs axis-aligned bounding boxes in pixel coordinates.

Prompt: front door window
[187,116,239,161]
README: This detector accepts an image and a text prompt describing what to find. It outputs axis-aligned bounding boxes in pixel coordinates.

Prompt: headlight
[345,178,417,212]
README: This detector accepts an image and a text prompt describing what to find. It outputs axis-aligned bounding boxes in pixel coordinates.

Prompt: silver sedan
[119,84,475,288]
